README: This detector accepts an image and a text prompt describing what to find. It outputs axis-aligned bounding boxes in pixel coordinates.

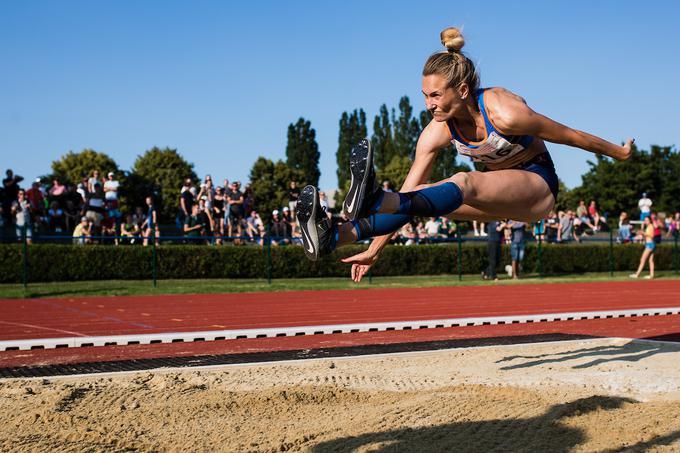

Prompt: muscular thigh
[450,170,554,222]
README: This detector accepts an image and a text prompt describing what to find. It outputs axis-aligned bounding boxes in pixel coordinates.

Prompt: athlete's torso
[447,88,545,169]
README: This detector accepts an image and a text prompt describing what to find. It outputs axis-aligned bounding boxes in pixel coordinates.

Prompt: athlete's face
[422,75,468,122]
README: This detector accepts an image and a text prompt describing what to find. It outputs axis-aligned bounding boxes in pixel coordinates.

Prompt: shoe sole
[343,138,373,221]
[296,185,320,261]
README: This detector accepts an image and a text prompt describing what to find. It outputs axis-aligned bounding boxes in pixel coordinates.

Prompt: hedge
[1,242,678,283]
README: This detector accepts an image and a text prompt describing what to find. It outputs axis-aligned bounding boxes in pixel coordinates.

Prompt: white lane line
[1,306,679,352]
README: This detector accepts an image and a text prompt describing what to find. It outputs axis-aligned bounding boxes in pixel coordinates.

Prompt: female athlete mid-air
[296,27,633,282]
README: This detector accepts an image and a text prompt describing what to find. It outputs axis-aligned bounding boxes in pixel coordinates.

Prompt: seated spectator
[618,212,632,244]
[669,212,680,239]
[49,178,66,202]
[424,217,441,241]
[72,216,91,245]
[575,200,595,233]
[47,201,65,234]
[184,204,206,242]
[245,210,265,246]
[400,221,416,246]
[269,210,290,246]
[588,200,602,231]
[558,210,580,243]
[415,220,428,243]
[133,206,147,231]
[545,211,559,243]
[101,212,118,245]
[121,214,140,244]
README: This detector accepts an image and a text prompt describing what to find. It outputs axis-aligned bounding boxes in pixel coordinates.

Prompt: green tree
[335,109,367,207]
[249,157,305,225]
[392,96,421,160]
[377,155,413,191]
[371,104,395,171]
[123,147,197,223]
[286,118,320,188]
[565,145,680,219]
[51,149,119,186]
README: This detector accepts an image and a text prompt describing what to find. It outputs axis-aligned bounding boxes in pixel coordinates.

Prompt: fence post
[457,228,462,281]
[609,229,614,277]
[22,225,28,290]
[266,226,272,284]
[151,229,157,288]
[537,234,543,279]
[674,234,679,275]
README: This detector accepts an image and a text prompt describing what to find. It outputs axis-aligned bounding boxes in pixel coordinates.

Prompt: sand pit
[2,338,680,452]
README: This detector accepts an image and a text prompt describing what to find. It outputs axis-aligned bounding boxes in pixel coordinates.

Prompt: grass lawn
[1,271,679,299]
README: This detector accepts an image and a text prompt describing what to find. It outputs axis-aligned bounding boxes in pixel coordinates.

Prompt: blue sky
[1,1,678,192]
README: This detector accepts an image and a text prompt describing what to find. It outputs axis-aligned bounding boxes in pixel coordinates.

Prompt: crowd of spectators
[2,168,679,252]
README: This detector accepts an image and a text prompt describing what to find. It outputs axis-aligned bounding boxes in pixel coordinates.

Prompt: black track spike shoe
[343,138,380,220]
[296,185,334,261]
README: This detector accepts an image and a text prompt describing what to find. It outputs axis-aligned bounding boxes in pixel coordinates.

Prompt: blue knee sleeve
[397,182,463,217]
[351,214,411,241]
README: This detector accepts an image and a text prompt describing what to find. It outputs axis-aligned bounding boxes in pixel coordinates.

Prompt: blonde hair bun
[440,27,465,53]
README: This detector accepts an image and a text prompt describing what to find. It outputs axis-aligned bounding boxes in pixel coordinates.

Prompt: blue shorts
[482,152,559,200]
[511,242,525,261]
[516,152,559,200]
[645,242,656,251]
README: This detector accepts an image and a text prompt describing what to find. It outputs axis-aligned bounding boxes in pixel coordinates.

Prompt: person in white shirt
[104,172,119,201]
[424,217,441,238]
[638,192,652,221]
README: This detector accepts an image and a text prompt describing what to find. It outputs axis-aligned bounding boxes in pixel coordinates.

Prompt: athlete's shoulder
[482,87,533,134]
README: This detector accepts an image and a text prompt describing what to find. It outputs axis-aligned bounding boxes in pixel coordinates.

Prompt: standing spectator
[243,184,255,218]
[652,213,663,244]
[3,170,23,229]
[483,220,503,281]
[63,199,80,233]
[508,220,526,279]
[588,200,602,231]
[103,172,119,202]
[84,183,106,234]
[287,181,301,221]
[617,212,632,244]
[472,220,487,237]
[141,196,159,246]
[319,191,331,218]
[179,178,195,228]
[545,211,559,243]
[49,178,66,199]
[87,170,102,194]
[212,186,226,244]
[76,179,88,202]
[26,180,46,234]
[281,207,294,240]
[382,180,393,193]
[72,217,91,245]
[197,197,215,243]
[558,210,580,243]
[12,189,32,244]
[533,218,546,242]
[227,181,244,240]
[668,212,680,239]
[630,216,655,279]
[638,192,652,221]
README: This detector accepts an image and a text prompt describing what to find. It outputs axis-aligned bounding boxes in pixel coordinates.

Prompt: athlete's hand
[341,251,379,283]
[617,138,635,161]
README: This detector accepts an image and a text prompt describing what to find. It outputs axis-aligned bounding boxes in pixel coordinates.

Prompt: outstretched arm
[487,88,634,161]
[341,119,451,282]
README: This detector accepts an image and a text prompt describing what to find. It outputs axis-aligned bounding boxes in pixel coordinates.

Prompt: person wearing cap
[26,180,45,217]
[270,209,289,245]
[104,172,119,202]
[638,192,652,221]
[72,216,91,245]
[282,206,294,239]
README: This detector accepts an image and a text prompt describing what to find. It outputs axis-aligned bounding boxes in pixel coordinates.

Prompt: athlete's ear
[458,83,470,100]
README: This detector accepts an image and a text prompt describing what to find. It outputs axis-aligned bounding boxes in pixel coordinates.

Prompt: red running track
[1,280,680,368]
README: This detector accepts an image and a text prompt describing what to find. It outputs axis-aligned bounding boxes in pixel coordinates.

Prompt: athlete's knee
[448,172,475,200]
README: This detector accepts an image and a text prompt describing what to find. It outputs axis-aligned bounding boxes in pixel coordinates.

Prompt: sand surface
[2,338,680,452]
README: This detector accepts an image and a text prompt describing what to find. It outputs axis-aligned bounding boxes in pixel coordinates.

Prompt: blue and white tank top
[447,88,533,164]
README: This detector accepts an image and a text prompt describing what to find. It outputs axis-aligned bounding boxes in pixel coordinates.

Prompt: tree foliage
[249,157,305,224]
[562,145,680,218]
[335,109,368,207]
[50,149,119,186]
[286,118,320,188]
[371,104,395,172]
[123,147,197,223]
